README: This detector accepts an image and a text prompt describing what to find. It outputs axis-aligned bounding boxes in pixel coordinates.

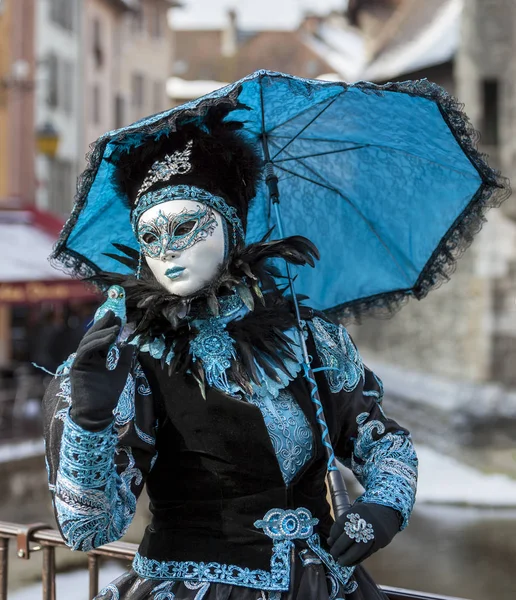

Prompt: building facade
[35,0,83,215]
[0,0,36,206]
[34,0,174,215]
[84,0,174,150]
[339,0,516,387]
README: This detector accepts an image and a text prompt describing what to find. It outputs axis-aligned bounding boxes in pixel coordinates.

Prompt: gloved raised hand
[328,503,401,567]
[69,311,134,432]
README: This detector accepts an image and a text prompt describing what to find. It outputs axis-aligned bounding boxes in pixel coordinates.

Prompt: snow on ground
[416,446,516,507]
[9,562,126,600]
[0,439,44,463]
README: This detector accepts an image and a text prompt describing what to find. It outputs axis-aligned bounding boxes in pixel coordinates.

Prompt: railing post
[0,538,8,600]
[42,545,56,600]
[88,553,100,599]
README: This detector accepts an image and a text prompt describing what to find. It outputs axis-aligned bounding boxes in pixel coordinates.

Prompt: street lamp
[36,122,60,158]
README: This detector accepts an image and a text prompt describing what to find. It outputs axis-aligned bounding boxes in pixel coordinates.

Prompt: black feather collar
[93,235,319,396]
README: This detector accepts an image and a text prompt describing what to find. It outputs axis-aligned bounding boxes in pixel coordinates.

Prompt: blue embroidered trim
[305,534,357,594]
[190,318,237,395]
[131,185,245,246]
[113,374,136,427]
[51,357,153,551]
[351,412,418,529]
[55,415,142,550]
[132,540,292,591]
[248,389,313,485]
[255,507,318,541]
[125,507,358,595]
[308,318,364,393]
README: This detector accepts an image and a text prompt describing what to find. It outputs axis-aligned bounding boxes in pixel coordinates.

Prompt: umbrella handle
[262,154,353,519]
[303,363,351,518]
[327,469,351,518]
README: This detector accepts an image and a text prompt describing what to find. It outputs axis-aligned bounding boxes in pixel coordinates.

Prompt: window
[153,80,163,113]
[50,0,75,32]
[149,3,162,39]
[61,61,74,115]
[132,73,145,110]
[482,79,499,146]
[131,8,145,34]
[47,54,73,115]
[92,85,101,124]
[92,18,104,69]
[49,159,74,215]
[115,95,125,129]
[47,54,58,108]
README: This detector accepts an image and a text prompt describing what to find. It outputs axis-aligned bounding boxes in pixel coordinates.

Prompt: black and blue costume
[42,110,417,600]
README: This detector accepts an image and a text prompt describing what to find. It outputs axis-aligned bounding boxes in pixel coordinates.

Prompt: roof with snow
[170,28,335,98]
[303,0,462,82]
[364,0,462,81]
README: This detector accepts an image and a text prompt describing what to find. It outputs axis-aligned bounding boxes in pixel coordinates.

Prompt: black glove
[69,311,134,432]
[328,503,401,567]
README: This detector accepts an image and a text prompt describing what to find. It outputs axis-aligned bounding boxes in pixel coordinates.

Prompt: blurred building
[35,0,82,215]
[34,0,175,216]
[0,0,36,206]
[84,0,175,147]
[312,0,516,386]
[167,9,335,104]
[170,0,516,387]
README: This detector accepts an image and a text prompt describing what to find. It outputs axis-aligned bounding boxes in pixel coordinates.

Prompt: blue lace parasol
[51,70,509,321]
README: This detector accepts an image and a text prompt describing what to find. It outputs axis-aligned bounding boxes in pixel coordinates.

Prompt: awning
[0,207,98,304]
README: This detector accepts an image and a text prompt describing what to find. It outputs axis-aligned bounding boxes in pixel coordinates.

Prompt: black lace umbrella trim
[50,74,511,322]
[326,80,510,322]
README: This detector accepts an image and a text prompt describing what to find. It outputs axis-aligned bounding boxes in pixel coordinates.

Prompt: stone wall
[349,241,495,382]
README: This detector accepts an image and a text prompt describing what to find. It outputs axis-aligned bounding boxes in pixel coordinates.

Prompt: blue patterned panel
[351,412,418,529]
[55,416,142,550]
[133,540,293,591]
[308,317,364,393]
[248,389,313,485]
[50,358,154,551]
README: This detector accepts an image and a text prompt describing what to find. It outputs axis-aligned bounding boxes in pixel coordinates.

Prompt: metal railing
[0,521,469,600]
[0,521,135,600]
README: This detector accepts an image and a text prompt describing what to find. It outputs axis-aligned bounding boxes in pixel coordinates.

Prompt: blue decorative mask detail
[189,318,237,395]
[137,206,217,259]
[131,185,245,246]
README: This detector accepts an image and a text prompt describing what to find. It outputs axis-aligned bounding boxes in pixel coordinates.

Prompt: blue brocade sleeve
[42,356,157,551]
[308,317,418,529]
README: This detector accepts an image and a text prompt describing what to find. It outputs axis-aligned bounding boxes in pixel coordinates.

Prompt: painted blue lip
[165,266,185,280]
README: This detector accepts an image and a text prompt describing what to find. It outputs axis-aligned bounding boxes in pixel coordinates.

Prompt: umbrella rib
[274,145,370,163]
[271,96,340,161]
[265,89,346,136]
[273,160,415,287]
[269,135,477,179]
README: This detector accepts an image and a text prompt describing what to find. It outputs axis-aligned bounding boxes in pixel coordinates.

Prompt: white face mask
[137,199,226,296]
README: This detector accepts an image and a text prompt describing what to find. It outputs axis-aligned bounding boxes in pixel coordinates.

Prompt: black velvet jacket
[42,315,417,593]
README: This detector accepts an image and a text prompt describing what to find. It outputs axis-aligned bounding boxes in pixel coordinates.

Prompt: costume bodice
[137,352,333,573]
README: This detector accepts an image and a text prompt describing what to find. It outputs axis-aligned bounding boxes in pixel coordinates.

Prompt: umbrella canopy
[51,70,509,319]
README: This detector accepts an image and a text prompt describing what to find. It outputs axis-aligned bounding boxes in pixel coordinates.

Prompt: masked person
[42,107,417,600]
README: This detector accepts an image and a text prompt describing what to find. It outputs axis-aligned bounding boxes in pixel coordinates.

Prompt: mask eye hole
[174,220,196,237]
[141,232,157,244]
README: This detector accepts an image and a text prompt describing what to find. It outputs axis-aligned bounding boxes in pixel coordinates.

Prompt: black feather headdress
[112,103,262,241]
